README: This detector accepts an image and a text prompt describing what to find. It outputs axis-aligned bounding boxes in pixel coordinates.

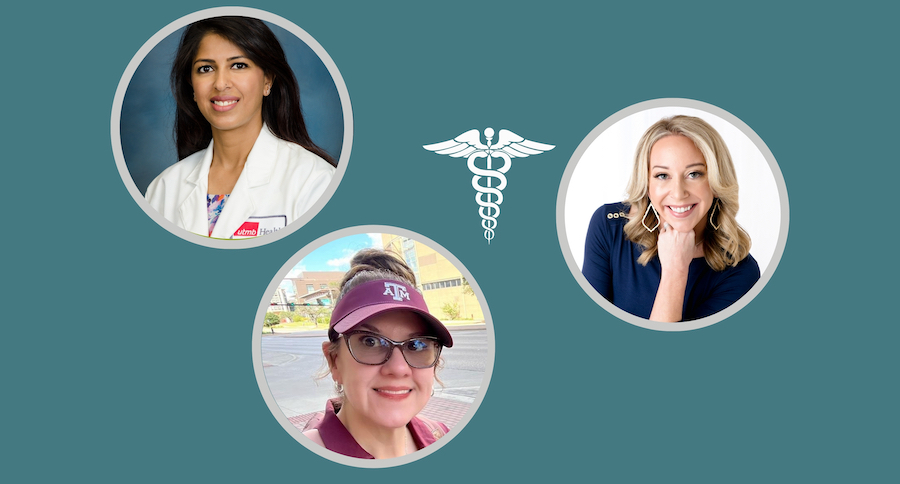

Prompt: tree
[441,301,461,320]
[264,312,281,334]
[297,305,331,328]
[325,281,340,306]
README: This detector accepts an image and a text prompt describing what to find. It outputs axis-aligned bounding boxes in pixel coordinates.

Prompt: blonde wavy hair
[623,115,751,271]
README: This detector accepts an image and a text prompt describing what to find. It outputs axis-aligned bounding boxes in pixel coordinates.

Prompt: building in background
[270,271,344,311]
[290,272,344,297]
[269,287,291,312]
[382,234,484,322]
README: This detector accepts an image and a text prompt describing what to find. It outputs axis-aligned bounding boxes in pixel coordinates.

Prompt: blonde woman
[583,116,759,322]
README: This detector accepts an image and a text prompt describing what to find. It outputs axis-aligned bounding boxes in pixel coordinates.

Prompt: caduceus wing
[422,129,489,158]
[492,129,555,158]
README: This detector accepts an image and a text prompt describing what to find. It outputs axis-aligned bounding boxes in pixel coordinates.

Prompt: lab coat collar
[178,141,215,235]
[210,125,280,239]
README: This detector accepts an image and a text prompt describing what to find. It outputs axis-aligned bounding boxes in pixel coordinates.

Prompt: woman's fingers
[657,223,694,273]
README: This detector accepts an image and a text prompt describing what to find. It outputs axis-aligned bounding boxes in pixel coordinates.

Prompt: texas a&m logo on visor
[383,282,410,301]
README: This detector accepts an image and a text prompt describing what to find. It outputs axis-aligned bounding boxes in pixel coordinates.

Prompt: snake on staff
[424,128,555,243]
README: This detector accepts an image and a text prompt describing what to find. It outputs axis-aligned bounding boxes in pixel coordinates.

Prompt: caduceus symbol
[423,128,554,244]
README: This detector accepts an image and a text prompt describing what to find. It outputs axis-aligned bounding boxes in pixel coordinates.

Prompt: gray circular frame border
[110,6,353,249]
[251,225,496,467]
[556,98,790,332]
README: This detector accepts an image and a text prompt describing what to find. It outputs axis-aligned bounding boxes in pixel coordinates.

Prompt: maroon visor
[329,279,453,347]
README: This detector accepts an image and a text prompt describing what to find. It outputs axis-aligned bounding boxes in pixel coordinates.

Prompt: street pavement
[261,325,489,430]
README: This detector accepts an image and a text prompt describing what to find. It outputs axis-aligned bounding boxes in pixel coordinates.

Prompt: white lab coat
[146,125,335,239]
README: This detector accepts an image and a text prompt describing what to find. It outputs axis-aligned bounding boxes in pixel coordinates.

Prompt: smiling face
[190,33,271,136]
[648,135,715,237]
[329,310,436,430]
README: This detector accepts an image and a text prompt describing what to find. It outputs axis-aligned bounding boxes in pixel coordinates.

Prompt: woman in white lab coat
[146,16,336,239]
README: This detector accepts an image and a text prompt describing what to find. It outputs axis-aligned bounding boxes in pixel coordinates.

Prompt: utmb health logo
[424,128,554,244]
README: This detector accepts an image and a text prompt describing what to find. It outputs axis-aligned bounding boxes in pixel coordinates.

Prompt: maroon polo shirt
[316,399,449,458]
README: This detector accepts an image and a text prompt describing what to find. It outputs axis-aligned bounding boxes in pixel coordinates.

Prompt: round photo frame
[557,99,789,331]
[111,6,353,248]
[252,225,495,467]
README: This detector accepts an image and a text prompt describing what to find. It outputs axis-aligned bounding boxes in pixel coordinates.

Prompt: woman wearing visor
[303,249,452,459]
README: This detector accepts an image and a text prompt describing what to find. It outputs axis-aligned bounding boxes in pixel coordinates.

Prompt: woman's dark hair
[170,16,335,165]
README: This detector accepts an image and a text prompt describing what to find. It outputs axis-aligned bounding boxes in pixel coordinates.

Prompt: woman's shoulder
[302,428,326,447]
[689,253,760,319]
[146,149,210,200]
[707,252,760,286]
[410,415,450,443]
[592,202,630,221]
[264,130,335,175]
[282,142,335,171]
[270,141,335,210]
[732,252,761,279]
[588,202,630,239]
[152,149,209,183]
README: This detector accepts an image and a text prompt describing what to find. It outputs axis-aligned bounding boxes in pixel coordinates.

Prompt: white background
[564,106,781,274]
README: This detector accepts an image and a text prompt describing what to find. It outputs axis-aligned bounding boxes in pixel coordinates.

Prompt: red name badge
[233,222,259,237]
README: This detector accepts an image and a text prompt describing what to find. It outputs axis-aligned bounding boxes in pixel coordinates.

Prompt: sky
[287,233,384,277]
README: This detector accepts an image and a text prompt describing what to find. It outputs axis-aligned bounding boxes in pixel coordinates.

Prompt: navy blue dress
[583,203,760,321]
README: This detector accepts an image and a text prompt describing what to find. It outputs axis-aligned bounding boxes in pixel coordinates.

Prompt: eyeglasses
[342,330,442,369]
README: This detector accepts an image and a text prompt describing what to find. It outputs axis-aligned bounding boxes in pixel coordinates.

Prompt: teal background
[4,1,896,481]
